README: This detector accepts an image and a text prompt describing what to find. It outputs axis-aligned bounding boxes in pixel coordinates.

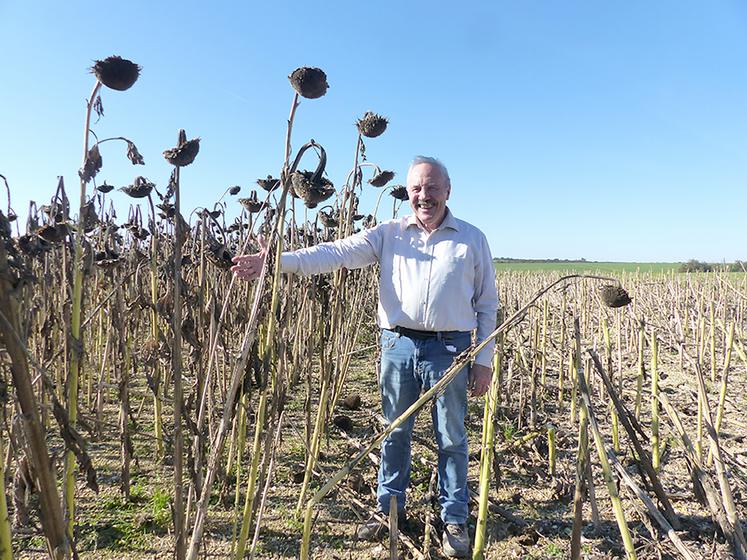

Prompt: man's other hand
[469,364,492,397]
[231,236,268,281]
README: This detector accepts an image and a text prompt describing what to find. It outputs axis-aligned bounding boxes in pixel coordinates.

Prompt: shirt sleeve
[279,226,381,276]
[472,231,499,367]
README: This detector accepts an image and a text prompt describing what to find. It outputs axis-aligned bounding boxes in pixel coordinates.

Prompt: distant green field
[493,261,680,274]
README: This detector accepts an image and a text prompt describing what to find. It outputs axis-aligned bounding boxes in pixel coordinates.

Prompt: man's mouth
[417,201,434,209]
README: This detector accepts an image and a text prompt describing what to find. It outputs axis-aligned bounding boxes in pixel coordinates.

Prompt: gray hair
[408,155,451,187]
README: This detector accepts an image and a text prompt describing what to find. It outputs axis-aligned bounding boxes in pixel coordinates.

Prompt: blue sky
[1,1,745,261]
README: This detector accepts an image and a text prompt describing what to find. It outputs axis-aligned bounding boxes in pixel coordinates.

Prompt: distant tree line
[679,259,746,272]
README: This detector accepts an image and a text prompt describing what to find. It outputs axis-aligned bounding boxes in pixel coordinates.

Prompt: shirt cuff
[280,252,300,274]
[474,347,494,368]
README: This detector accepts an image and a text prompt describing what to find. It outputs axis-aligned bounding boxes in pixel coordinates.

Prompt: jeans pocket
[440,333,470,355]
[381,329,398,351]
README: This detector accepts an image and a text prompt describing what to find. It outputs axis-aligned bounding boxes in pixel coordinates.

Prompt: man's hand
[230,236,268,281]
[469,363,492,397]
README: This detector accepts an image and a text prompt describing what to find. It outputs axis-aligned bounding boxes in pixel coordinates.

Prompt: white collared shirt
[280,209,499,366]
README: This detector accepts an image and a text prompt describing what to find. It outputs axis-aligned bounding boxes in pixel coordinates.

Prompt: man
[232,156,498,558]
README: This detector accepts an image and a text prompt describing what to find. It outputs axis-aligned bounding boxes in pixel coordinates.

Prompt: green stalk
[0,435,13,560]
[577,352,637,560]
[472,331,503,560]
[233,391,268,560]
[651,329,660,472]
[634,320,645,419]
[602,317,619,452]
[707,322,734,467]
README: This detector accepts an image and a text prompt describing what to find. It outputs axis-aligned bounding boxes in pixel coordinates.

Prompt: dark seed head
[163,138,200,167]
[119,176,154,199]
[357,112,388,138]
[239,191,267,214]
[91,56,141,91]
[229,185,241,195]
[318,208,338,228]
[342,394,361,410]
[97,182,114,193]
[333,414,353,432]
[288,67,329,99]
[290,171,335,209]
[389,185,408,201]
[368,170,395,188]
[257,176,281,192]
[600,285,632,308]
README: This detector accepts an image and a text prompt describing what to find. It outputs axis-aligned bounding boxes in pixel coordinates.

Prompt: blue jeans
[377,328,471,524]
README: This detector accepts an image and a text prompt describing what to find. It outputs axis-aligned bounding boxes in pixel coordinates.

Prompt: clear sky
[1,1,745,262]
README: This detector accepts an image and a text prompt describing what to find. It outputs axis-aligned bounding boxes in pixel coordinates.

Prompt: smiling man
[232,156,499,558]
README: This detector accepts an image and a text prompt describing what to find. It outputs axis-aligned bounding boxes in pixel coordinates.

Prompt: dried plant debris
[79,144,102,183]
[368,170,395,188]
[163,137,200,167]
[97,182,114,193]
[288,67,329,99]
[229,185,241,195]
[91,55,141,91]
[257,176,281,192]
[389,185,408,201]
[357,112,388,138]
[600,284,632,308]
[120,176,155,199]
[126,140,145,165]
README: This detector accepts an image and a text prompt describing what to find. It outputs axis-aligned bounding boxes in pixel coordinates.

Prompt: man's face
[406,163,451,231]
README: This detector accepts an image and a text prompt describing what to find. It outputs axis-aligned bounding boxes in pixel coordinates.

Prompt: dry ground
[14,332,747,560]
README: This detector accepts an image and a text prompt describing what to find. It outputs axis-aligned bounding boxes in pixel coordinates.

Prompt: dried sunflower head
[368,170,395,188]
[357,112,388,138]
[288,67,329,99]
[36,223,69,243]
[119,176,154,199]
[239,191,267,214]
[229,185,241,195]
[257,176,281,192]
[600,285,632,308]
[91,56,141,91]
[163,138,200,167]
[389,185,408,201]
[290,171,335,209]
[318,208,338,228]
[97,182,114,193]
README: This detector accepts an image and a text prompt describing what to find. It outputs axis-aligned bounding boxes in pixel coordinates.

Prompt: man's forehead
[407,164,448,185]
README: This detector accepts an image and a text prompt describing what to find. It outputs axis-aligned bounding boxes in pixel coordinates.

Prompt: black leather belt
[392,326,465,339]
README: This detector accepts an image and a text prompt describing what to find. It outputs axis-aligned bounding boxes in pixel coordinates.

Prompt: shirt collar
[406,207,460,232]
